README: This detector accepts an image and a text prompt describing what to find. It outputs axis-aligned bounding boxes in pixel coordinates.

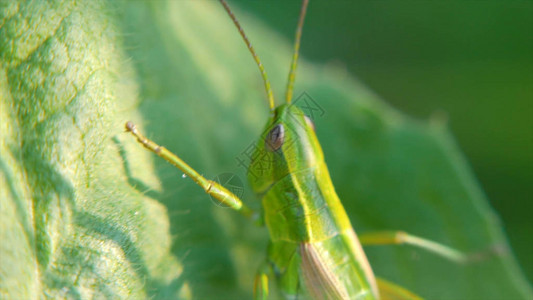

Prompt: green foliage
[0,0,531,299]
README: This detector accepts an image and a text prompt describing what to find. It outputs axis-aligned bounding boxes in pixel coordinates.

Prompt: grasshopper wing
[300,242,351,299]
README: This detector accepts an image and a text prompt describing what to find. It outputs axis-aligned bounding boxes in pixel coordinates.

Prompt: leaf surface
[1,1,530,299]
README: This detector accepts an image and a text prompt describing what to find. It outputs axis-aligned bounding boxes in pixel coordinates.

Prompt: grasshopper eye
[266,124,284,151]
[304,116,315,131]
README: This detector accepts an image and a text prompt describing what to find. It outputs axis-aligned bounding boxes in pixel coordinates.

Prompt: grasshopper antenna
[285,0,309,104]
[219,0,275,111]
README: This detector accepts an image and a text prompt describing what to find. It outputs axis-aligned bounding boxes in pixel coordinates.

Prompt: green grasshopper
[126,0,466,298]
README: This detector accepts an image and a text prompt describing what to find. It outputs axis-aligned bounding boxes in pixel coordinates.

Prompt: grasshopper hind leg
[376,278,423,300]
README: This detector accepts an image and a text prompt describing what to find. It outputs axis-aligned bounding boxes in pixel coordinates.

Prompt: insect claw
[125,121,137,134]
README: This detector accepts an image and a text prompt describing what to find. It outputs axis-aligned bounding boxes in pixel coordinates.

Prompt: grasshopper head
[248,104,324,195]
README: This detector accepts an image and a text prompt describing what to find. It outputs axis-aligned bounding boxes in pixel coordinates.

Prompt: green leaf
[1,0,531,299]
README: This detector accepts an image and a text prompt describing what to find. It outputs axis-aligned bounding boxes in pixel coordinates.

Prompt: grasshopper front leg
[125,121,256,219]
[254,262,274,300]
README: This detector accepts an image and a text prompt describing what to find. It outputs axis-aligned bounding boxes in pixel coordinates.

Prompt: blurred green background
[233,0,533,282]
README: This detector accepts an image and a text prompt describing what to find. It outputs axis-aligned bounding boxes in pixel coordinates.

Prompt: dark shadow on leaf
[112,136,161,200]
